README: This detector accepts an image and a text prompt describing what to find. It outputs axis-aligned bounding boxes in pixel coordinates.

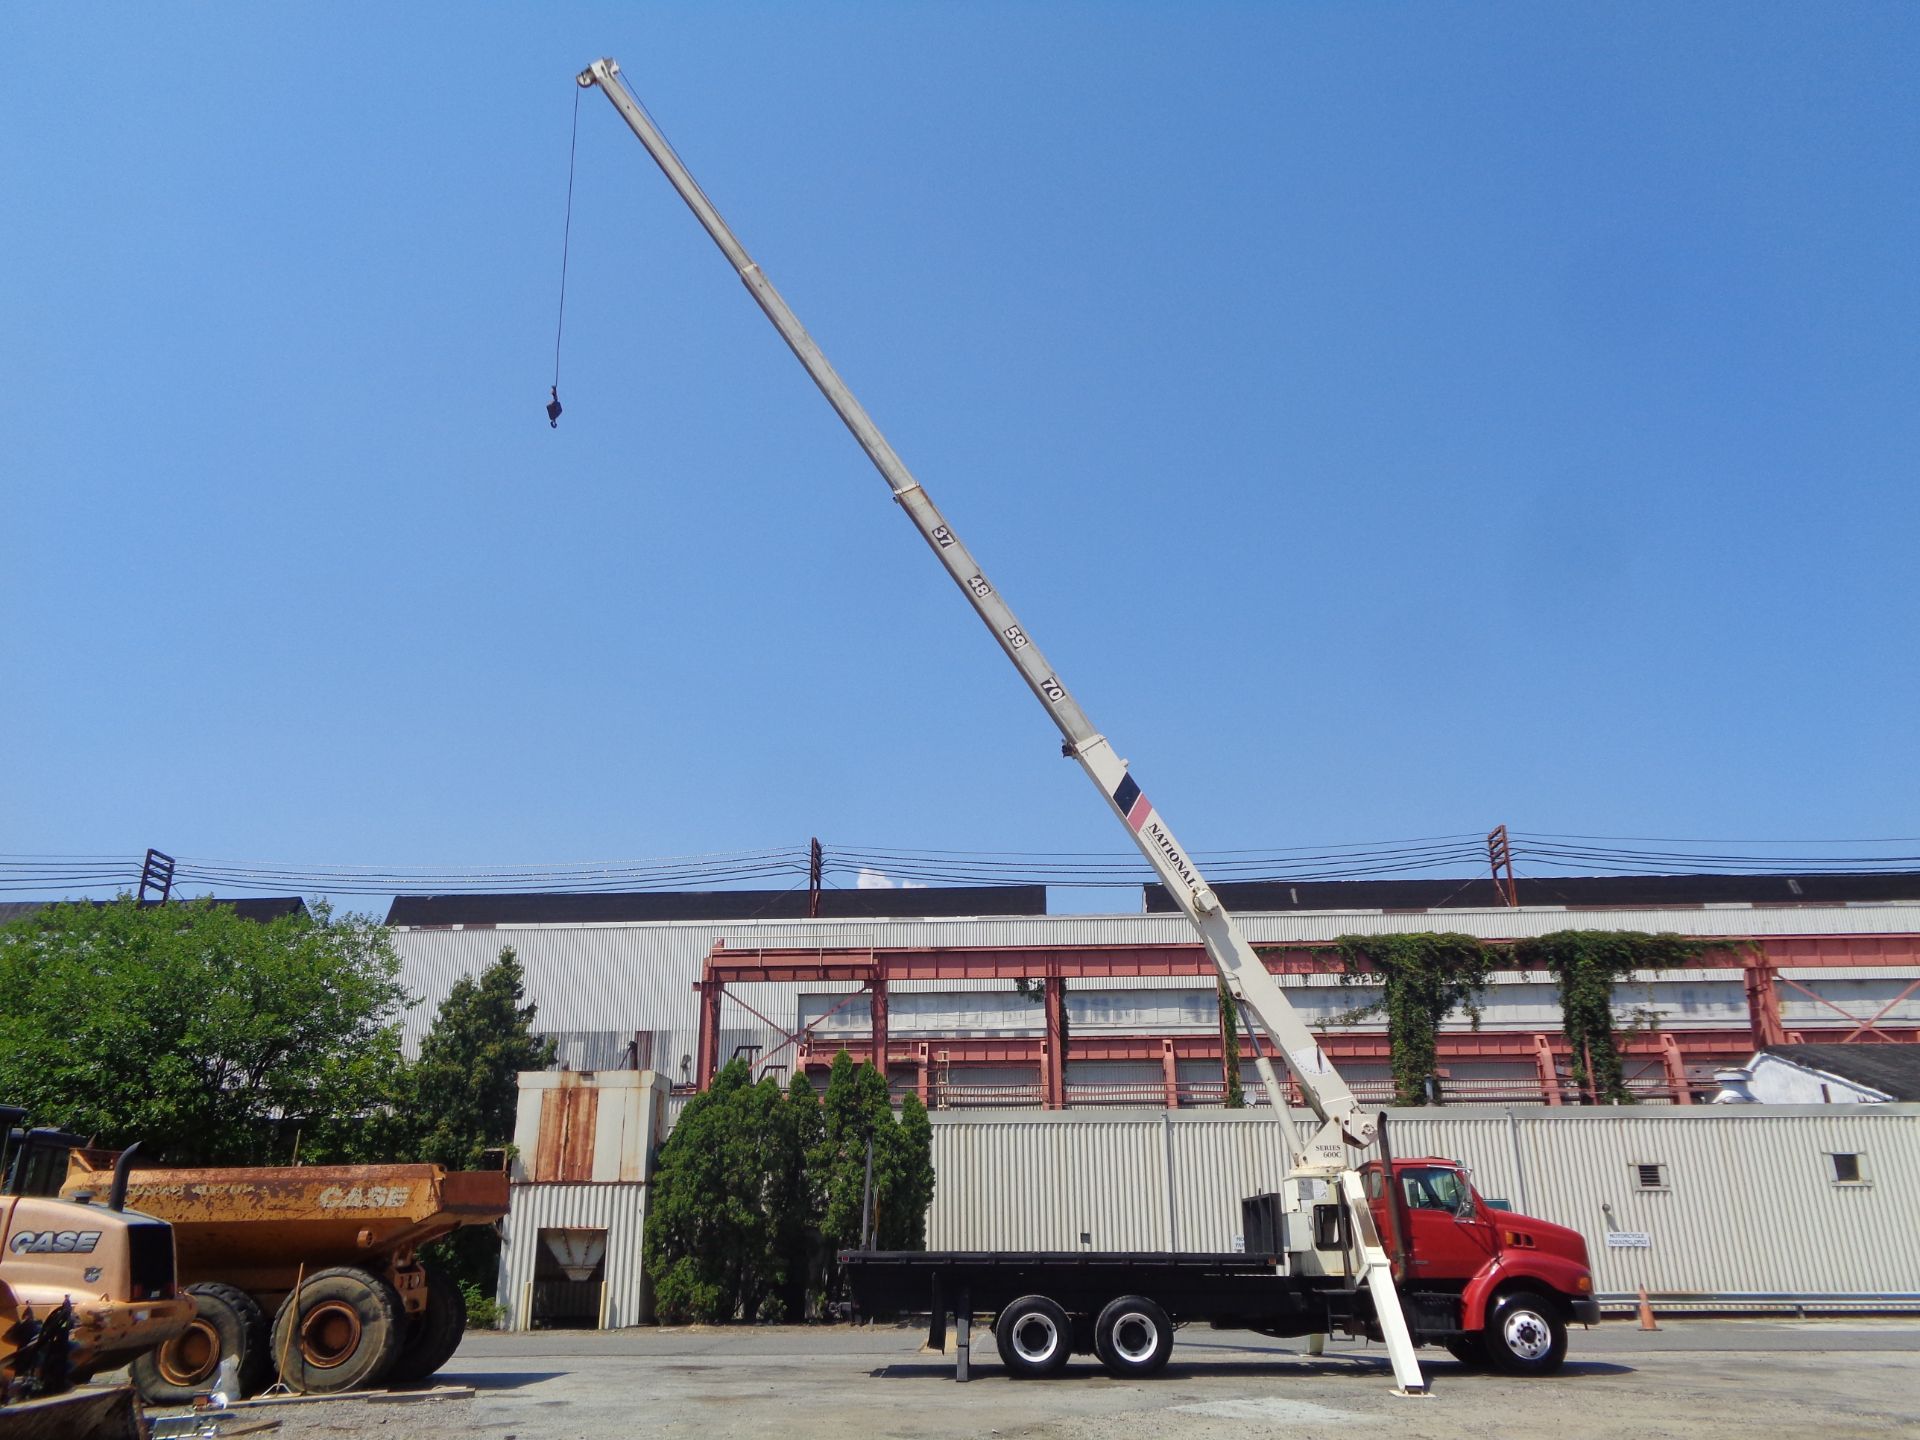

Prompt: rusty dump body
[61,1155,508,1303]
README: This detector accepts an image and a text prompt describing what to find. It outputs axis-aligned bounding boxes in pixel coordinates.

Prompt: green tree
[767,1071,824,1320]
[0,896,407,1164]
[393,946,556,1298]
[404,946,556,1170]
[1510,931,1713,1103]
[811,1052,935,1286]
[1324,934,1494,1107]
[644,1060,756,1321]
[885,1092,936,1250]
[643,1061,812,1322]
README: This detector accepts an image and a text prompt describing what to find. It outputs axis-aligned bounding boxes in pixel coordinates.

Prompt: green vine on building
[1510,930,1717,1103]
[1217,980,1246,1108]
[1322,933,1494,1107]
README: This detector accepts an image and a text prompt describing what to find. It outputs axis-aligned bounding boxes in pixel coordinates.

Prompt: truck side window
[1400,1166,1468,1214]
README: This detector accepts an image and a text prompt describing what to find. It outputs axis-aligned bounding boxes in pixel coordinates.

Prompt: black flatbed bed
[845,1248,1355,1334]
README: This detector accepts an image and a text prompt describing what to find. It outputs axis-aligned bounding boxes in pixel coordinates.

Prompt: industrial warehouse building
[429,874,1920,1327]
[386,874,1920,1109]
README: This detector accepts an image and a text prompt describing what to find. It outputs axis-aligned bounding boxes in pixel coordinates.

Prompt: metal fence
[923,1104,1920,1310]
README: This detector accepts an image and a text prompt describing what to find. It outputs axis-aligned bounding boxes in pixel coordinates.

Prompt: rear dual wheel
[386,1261,467,1385]
[993,1293,1176,1380]
[1093,1295,1173,1379]
[993,1295,1072,1378]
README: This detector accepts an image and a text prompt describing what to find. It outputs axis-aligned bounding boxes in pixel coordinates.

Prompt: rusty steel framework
[692,934,1920,1109]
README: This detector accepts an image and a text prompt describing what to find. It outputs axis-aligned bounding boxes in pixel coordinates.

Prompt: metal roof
[385,885,1045,927]
[1148,872,1920,912]
[1757,1044,1920,1102]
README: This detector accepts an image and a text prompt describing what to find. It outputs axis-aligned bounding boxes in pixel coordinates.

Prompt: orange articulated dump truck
[61,1153,507,1401]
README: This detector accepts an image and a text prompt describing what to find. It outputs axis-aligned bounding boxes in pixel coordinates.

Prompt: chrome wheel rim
[1503,1310,1551,1361]
[1111,1313,1158,1364]
[1011,1313,1060,1364]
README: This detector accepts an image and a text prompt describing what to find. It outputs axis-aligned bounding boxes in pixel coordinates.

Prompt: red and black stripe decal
[1112,774,1152,832]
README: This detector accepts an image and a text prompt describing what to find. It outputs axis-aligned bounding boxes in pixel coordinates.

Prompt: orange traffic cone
[1637,1285,1660,1331]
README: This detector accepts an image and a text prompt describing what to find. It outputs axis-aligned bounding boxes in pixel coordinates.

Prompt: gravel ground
[145,1318,1920,1440]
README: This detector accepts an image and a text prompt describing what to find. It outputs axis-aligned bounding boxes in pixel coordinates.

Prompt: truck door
[1392,1165,1496,1282]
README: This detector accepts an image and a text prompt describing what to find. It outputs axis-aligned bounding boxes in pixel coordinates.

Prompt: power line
[6,832,1919,902]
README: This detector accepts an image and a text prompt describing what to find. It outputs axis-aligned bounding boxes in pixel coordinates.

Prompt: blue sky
[3,4,1916,905]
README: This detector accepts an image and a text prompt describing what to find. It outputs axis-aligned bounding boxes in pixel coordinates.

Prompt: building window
[1831,1153,1866,1185]
[1634,1162,1667,1190]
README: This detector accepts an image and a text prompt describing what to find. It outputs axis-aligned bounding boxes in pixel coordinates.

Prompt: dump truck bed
[63,1159,508,1293]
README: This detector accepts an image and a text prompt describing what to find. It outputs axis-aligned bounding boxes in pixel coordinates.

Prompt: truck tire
[1481,1290,1568,1376]
[1444,1336,1487,1368]
[271,1266,405,1394]
[1093,1295,1173,1378]
[386,1261,467,1384]
[993,1295,1073,1378]
[132,1281,270,1403]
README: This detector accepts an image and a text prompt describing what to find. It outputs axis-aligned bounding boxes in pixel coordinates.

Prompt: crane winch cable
[547,83,582,428]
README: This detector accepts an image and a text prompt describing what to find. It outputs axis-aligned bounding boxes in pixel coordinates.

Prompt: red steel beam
[795,1026,1876,1071]
[706,933,1920,985]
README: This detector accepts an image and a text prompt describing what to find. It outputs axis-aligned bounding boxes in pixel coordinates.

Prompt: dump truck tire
[131,1282,270,1403]
[386,1261,466,1384]
[270,1266,404,1394]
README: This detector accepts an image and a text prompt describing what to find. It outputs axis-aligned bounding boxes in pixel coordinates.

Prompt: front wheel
[1481,1290,1568,1376]
[993,1295,1072,1378]
[1093,1295,1173,1378]
[133,1281,270,1403]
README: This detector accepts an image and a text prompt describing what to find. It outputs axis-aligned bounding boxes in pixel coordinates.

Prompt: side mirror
[1453,1168,1478,1221]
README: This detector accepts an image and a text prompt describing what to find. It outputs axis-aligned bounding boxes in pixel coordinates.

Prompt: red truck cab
[1359,1157,1601,1373]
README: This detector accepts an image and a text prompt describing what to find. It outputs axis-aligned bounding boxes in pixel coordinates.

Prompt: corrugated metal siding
[927,1116,1168,1251]
[924,1106,1920,1304]
[498,1182,652,1329]
[1512,1109,1920,1299]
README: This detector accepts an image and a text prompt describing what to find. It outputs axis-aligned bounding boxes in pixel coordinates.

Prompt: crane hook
[547,386,564,429]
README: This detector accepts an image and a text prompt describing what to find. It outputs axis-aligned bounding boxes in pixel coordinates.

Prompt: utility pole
[138,849,175,905]
[1486,826,1519,907]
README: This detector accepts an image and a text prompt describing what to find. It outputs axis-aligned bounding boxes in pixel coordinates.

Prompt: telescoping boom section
[574,55,1576,1394]
[573,57,1364,1171]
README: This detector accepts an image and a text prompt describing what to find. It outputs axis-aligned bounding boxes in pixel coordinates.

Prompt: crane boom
[576,57,1371,1171]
